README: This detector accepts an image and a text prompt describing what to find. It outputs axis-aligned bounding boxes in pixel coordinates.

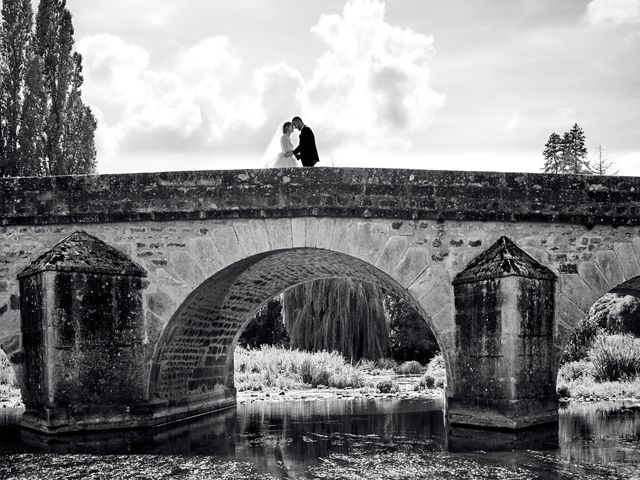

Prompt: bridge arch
[148,247,451,404]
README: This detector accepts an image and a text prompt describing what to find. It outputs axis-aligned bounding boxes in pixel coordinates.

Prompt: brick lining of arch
[148,248,436,402]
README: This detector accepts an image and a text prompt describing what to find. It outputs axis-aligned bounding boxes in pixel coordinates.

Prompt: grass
[234,345,365,391]
[589,334,640,382]
[557,334,640,401]
[0,353,21,406]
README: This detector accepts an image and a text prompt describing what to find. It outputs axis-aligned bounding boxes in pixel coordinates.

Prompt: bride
[264,122,299,168]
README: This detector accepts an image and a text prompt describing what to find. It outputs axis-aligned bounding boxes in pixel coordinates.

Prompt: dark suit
[293,125,319,167]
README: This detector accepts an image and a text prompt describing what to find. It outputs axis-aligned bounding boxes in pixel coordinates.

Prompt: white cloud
[78,0,446,171]
[586,0,640,27]
[78,34,266,158]
[302,0,445,156]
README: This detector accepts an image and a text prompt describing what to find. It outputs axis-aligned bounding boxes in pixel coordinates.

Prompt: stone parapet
[1,168,639,227]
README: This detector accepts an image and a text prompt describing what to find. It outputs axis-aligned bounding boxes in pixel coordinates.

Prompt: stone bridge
[1,167,640,434]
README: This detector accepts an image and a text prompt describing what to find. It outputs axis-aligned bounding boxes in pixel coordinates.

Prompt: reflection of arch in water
[148,248,448,412]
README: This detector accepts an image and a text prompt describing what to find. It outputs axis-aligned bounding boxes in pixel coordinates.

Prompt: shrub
[423,353,446,388]
[556,384,571,399]
[395,360,423,375]
[0,352,17,389]
[375,358,398,371]
[414,373,435,391]
[561,314,601,363]
[376,379,399,393]
[557,360,593,383]
[589,334,640,382]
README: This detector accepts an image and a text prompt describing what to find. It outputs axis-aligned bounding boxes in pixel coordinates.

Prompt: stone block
[187,237,225,276]
[233,223,257,257]
[248,219,271,253]
[558,273,597,312]
[291,218,306,248]
[613,242,640,280]
[375,236,409,276]
[393,247,431,288]
[167,251,205,287]
[211,227,244,265]
[304,218,319,247]
[265,218,293,250]
[577,261,610,297]
[595,250,625,288]
[316,218,336,250]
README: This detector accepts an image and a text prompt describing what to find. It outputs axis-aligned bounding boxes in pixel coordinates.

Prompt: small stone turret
[18,230,148,433]
[448,236,558,430]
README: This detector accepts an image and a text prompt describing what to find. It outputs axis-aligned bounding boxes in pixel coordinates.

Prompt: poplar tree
[17,52,46,175]
[35,0,96,175]
[60,53,96,174]
[0,0,34,177]
[0,24,6,174]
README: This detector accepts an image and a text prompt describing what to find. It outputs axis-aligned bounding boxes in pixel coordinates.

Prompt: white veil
[261,125,283,168]
[261,122,300,168]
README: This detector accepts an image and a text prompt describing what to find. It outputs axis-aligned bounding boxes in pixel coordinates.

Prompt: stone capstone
[18,230,146,279]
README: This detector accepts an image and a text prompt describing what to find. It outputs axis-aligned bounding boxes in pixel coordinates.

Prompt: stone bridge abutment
[1,168,640,433]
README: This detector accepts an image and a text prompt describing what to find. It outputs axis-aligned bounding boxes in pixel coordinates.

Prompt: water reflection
[0,398,639,479]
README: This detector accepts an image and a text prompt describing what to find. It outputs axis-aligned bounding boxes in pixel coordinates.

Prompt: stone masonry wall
[2,216,640,400]
[2,168,640,401]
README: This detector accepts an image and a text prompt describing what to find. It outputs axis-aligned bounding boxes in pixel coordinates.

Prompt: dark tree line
[542,123,615,175]
[0,0,96,178]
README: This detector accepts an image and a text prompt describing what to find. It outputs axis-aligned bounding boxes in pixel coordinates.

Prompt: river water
[0,398,639,479]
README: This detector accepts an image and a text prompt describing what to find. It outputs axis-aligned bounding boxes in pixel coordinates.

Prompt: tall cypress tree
[0,0,33,177]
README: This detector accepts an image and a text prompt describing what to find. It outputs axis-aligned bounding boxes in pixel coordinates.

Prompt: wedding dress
[264,133,299,168]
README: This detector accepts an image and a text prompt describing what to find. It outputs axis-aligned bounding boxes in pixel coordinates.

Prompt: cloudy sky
[65,0,640,175]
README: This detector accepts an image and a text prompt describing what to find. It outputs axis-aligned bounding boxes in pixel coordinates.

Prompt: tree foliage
[384,294,439,364]
[542,124,589,175]
[283,279,389,361]
[0,0,33,177]
[561,293,640,363]
[238,299,290,349]
[0,0,96,177]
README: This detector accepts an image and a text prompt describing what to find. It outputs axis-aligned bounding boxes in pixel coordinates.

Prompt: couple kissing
[265,116,319,168]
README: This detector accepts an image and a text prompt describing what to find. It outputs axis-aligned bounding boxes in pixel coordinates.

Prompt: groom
[292,116,319,167]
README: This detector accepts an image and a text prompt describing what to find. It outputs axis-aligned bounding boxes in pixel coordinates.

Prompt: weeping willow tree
[283,278,388,361]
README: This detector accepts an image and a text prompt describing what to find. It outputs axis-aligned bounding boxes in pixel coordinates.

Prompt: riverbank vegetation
[234,346,444,399]
[0,351,21,407]
[556,293,640,401]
